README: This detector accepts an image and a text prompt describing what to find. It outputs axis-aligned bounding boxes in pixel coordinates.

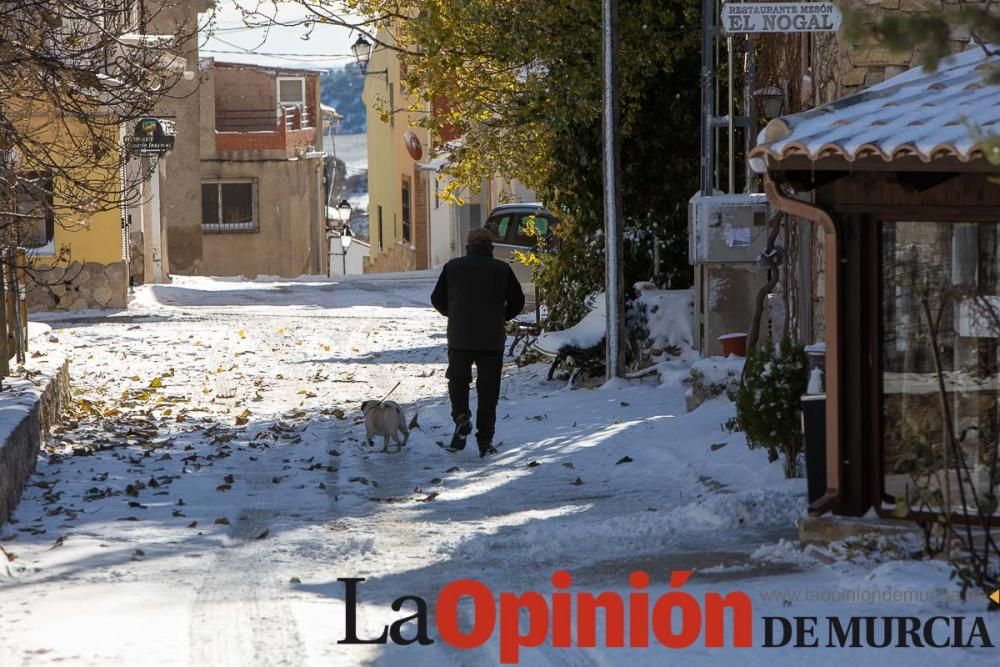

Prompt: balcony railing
[216,105,314,133]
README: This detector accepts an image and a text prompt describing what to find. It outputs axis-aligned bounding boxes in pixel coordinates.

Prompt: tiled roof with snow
[751,46,1000,167]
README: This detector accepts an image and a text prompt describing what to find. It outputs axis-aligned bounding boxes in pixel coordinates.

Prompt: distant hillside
[321,64,366,134]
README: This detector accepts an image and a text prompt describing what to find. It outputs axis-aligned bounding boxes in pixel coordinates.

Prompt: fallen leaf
[235,409,252,426]
[527,461,540,468]
[571,477,583,486]
[289,576,302,584]
[615,456,633,465]
[148,377,163,389]
[255,528,269,540]
[214,517,230,525]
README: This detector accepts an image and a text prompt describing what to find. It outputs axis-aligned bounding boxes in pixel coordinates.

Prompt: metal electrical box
[688,193,770,264]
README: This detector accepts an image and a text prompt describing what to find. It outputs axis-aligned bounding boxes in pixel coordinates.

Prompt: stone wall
[366,242,417,274]
[0,358,70,524]
[26,261,128,312]
[814,0,982,104]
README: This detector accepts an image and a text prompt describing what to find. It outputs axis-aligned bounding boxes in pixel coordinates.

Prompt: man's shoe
[446,416,473,452]
[478,440,498,458]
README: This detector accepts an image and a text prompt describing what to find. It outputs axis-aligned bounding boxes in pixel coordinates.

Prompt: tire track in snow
[189,463,305,667]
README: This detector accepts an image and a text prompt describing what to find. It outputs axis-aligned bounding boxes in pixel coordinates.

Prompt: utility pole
[602,0,625,379]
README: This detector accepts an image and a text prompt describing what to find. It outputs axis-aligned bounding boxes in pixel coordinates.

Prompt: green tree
[735,336,810,478]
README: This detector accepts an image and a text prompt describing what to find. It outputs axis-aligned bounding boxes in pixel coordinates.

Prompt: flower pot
[718,332,748,358]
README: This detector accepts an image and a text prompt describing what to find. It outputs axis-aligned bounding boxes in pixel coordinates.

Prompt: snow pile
[686,355,745,408]
[751,538,817,567]
[691,355,745,387]
[534,292,606,355]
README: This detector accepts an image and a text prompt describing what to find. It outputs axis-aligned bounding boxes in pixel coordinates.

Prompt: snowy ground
[0,274,996,666]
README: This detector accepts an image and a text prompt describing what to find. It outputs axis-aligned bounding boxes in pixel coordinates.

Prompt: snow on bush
[687,355,745,404]
[634,283,696,363]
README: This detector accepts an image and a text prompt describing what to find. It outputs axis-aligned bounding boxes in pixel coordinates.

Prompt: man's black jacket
[430,245,525,351]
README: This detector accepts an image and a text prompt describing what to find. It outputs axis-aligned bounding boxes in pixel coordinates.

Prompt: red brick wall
[215,126,317,153]
[215,67,276,113]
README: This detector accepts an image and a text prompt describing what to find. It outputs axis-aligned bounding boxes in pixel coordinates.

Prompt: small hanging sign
[721,2,842,34]
[123,118,176,156]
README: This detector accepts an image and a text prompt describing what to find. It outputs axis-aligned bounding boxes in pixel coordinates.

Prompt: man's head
[466,227,494,254]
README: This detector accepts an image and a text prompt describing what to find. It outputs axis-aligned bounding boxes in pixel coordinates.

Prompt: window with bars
[202,181,257,233]
[401,176,411,243]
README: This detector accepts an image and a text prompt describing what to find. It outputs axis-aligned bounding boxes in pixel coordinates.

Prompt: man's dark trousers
[447,348,503,444]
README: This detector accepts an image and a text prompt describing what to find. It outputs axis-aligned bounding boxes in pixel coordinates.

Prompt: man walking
[431,227,525,457]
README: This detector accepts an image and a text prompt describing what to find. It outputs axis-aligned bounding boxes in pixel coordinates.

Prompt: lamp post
[351,35,389,84]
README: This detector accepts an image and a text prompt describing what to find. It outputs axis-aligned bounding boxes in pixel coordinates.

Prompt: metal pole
[149,157,163,283]
[744,46,757,193]
[700,0,716,196]
[727,35,735,194]
[602,0,625,379]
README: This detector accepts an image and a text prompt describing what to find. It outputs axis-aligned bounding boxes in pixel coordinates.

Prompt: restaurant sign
[123,118,176,156]
[721,2,842,33]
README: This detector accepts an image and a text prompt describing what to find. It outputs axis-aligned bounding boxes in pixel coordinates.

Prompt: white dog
[361,400,410,452]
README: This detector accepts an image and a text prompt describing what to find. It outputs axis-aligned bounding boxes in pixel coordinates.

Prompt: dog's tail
[397,404,410,444]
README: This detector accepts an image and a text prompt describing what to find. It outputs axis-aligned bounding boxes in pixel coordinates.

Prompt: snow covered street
[1,274,997,666]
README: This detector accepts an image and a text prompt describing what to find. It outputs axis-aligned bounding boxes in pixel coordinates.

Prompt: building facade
[26,0,207,311]
[198,60,328,278]
[362,27,434,273]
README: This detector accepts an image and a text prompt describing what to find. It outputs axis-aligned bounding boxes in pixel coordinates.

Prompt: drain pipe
[763,173,841,515]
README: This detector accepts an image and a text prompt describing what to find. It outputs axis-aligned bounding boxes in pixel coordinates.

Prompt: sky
[199,1,363,71]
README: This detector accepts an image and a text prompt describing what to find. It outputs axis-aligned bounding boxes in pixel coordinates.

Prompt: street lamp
[352,35,389,83]
[754,86,786,121]
[334,199,353,275]
[339,225,353,275]
[335,198,351,226]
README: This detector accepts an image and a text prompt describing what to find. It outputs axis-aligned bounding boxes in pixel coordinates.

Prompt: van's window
[509,214,552,246]
[485,215,511,241]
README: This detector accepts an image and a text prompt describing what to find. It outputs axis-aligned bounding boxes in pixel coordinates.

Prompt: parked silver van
[483,203,557,313]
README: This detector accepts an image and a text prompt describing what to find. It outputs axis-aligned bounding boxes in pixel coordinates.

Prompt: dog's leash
[377,381,401,406]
